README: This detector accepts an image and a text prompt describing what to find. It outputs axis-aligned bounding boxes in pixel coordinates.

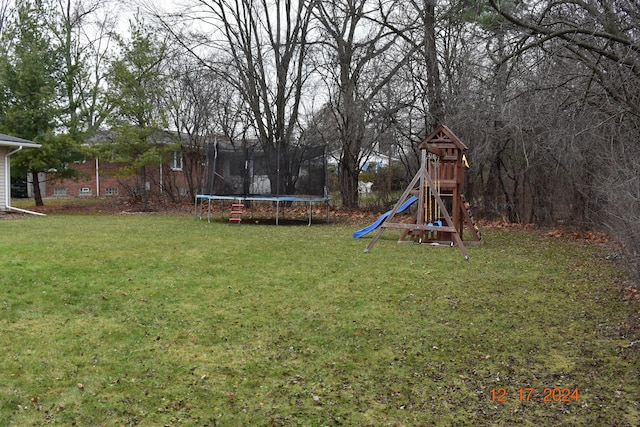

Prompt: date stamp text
[490,388,579,403]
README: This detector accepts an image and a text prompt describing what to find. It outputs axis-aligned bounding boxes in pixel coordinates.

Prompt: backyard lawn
[1,212,638,425]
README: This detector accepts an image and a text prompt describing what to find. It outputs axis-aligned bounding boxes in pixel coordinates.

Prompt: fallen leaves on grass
[546,229,610,243]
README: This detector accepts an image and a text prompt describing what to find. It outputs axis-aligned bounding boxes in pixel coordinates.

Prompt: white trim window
[170,151,183,171]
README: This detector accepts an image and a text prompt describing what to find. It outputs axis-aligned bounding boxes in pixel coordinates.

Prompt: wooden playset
[364,125,482,259]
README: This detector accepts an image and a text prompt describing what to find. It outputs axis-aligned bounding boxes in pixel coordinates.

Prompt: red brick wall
[45,158,192,201]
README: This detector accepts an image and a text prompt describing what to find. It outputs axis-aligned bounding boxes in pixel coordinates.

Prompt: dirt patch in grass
[0,211,28,220]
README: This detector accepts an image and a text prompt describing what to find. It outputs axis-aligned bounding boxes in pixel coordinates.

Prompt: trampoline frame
[195,194,331,225]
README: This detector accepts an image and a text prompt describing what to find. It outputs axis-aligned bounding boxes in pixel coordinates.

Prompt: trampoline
[195,194,330,225]
[194,139,330,225]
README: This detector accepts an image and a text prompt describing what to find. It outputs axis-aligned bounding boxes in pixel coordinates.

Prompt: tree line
[1,0,638,275]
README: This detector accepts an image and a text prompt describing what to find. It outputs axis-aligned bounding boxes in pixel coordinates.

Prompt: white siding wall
[0,146,7,211]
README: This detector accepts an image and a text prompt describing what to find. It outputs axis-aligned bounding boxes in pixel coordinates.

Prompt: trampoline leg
[326,201,330,223]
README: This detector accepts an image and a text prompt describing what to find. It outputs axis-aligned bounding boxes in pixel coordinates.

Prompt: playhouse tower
[364,125,481,259]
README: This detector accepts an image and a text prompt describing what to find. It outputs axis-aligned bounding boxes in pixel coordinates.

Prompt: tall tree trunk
[485,154,503,215]
[338,85,365,208]
[339,141,360,208]
[423,0,444,131]
[31,169,44,206]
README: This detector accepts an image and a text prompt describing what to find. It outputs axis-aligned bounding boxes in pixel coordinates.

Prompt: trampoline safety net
[202,141,327,197]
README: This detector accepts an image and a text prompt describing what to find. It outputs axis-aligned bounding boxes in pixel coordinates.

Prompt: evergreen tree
[105,18,170,211]
[0,0,81,205]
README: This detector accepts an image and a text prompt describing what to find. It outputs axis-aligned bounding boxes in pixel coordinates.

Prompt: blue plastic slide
[353,196,418,238]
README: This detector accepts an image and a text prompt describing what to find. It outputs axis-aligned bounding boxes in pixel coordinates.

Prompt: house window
[105,187,118,196]
[79,187,92,196]
[54,187,67,196]
[170,151,183,171]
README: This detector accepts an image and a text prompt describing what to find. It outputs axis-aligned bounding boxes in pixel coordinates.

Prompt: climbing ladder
[229,203,244,224]
[460,194,481,240]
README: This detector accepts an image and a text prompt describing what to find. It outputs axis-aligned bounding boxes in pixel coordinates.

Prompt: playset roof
[418,124,468,151]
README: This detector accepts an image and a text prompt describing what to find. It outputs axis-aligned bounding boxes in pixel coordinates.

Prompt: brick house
[44,132,327,202]
[44,131,201,202]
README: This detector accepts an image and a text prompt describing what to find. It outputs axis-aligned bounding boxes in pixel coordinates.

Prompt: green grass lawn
[1,213,638,426]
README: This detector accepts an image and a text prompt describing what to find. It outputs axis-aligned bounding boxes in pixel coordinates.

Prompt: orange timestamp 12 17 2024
[490,387,579,403]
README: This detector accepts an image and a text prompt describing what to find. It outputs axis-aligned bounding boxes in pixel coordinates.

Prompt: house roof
[0,133,41,148]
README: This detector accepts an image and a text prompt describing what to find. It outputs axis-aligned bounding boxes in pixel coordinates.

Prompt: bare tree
[0,0,10,37]
[415,0,444,130]
[488,0,640,115]
[390,0,464,176]
[487,0,640,276]
[313,0,418,208]
[165,56,246,198]
[173,0,317,195]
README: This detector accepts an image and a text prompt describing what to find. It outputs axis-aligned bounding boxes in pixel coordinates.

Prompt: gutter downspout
[5,146,46,216]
